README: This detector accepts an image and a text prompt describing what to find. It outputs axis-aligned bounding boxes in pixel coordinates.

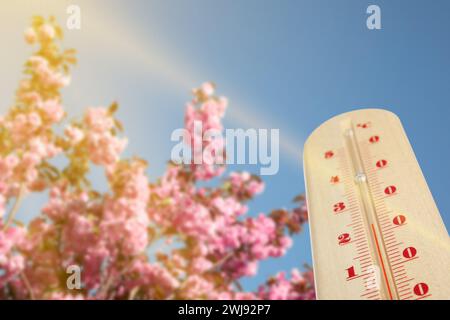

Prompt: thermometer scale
[304,109,450,300]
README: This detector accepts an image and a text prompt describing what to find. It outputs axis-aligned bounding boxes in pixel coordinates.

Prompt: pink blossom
[0,195,5,218]
[39,24,55,40]
[179,275,215,299]
[87,131,127,167]
[212,197,248,218]
[8,112,42,143]
[24,27,37,44]
[48,292,85,300]
[84,108,114,133]
[38,99,64,122]
[0,226,26,287]
[184,83,228,180]
[64,125,84,144]
[190,257,213,274]
[126,260,180,298]
[172,199,213,239]
[199,82,215,96]
[28,55,70,88]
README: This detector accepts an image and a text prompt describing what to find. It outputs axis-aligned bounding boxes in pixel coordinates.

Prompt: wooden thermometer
[304,109,450,300]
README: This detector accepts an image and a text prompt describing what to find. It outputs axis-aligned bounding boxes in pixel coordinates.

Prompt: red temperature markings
[357,122,371,129]
[338,233,351,245]
[333,202,347,213]
[337,147,378,299]
[369,135,380,143]
[359,142,413,300]
[412,282,432,300]
[324,150,334,159]
[371,224,394,300]
[376,159,388,168]
[384,185,397,196]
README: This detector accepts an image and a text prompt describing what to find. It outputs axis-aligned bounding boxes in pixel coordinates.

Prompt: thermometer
[303,109,450,300]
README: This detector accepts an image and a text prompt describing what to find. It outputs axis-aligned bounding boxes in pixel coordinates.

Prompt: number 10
[346,266,357,279]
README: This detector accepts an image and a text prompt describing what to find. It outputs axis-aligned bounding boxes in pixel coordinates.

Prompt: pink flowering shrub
[0,16,314,300]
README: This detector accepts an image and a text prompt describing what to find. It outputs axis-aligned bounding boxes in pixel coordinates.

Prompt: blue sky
[1,0,449,292]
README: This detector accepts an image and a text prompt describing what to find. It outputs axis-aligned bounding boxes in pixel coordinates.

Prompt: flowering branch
[2,185,25,231]
[0,16,315,300]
